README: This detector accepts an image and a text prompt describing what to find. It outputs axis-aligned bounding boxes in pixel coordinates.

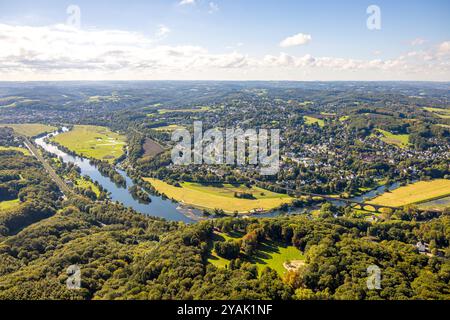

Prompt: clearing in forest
[375,129,410,148]
[304,116,325,127]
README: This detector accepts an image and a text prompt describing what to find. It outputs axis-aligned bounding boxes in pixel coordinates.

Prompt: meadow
[0,146,30,156]
[51,125,126,163]
[208,231,305,276]
[368,179,450,207]
[144,178,294,213]
[0,199,21,211]
[304,116,325,127]
[152,124,185,132]
[423,107,450,119]
[0,123,57,137]
[249,242,305,276]
[375,129,410,148]
[157,106,211,114]
[70,175,101,197]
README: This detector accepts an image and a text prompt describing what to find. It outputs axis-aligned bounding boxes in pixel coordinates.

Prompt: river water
[35,131,195,223]
[35,130,400,223]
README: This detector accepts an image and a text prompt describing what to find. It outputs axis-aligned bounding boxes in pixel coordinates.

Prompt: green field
[158,106,211,114]
[0,146,30,156]
[249,242,305,276]
[375,129,410,148]
[87,94,120,103]
[144,178,294,213]
[208,232,305,276]
[424,107,450,119]
[152,124,185,132]
[368,179,450,207]
[51,125,126,163]
[0,123,57,137]
[71,176,100,197]
[0,199,21,211]
[304,116,325,127]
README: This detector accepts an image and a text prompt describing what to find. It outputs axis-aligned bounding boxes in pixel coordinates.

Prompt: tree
[214,241,240,259]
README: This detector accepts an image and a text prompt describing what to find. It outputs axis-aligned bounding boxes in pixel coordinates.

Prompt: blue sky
[0,0,449,80]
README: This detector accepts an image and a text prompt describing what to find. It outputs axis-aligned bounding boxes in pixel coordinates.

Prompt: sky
[0,0,449,81]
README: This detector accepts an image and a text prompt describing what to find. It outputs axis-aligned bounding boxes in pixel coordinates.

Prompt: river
[34,130,400,223]
[35,130,195,223]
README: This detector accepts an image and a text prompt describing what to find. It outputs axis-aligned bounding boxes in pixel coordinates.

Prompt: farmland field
[376,129,410,148]
[368,179,450,207]
[144,178,294,213]
[0,123,57,137]
[141,138,165,159]
[51,125,126,163]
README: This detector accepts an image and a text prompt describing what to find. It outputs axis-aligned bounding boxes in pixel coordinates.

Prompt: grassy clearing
[144,178,293,213]
[249,242,305,276]
[207,231,304,276]
[424,107,450,119]
[157,106,211,114]
[0,123,57,137]
[152,124,185,132]
[51,125,126,163]
[375,129,410,148]
[0,198,21,211]
[74,177,101,196]
[368,179,450,207]
[304,116,325,127]
[87,94,120,103]
[0,146,30,156]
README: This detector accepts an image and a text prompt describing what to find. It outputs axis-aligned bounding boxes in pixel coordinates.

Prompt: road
[22,136,73,196]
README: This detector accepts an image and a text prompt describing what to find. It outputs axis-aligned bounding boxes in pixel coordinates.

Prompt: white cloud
[0,24,448,81]
[410,38,426,46]
[279,33,311,48]
[179,0,196,5]
[438,41,450,55]
[156,24,171,38]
